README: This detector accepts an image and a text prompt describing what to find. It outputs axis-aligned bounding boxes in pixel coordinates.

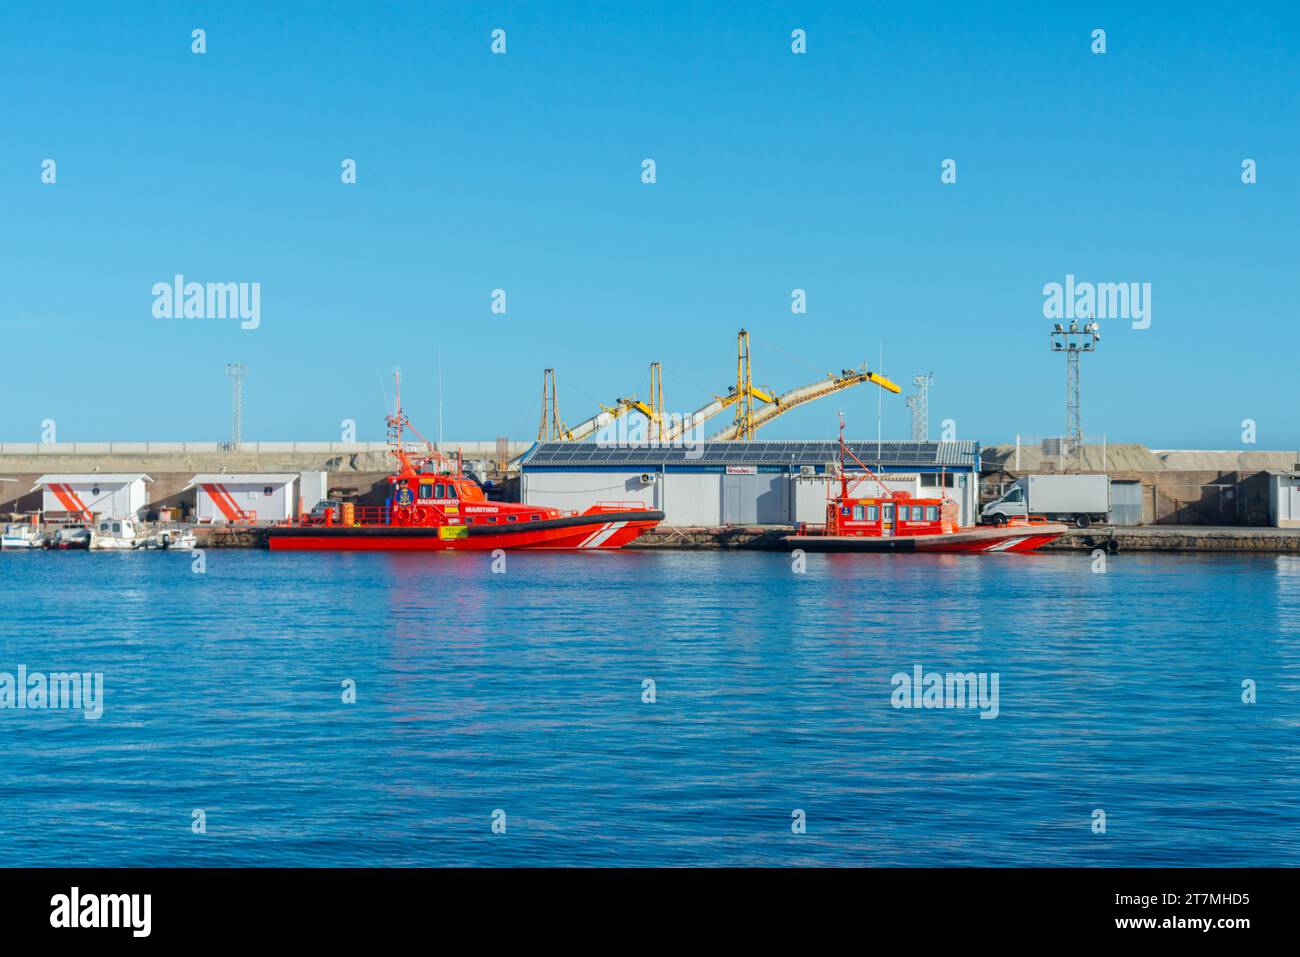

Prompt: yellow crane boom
[537,333,901,446]
[708,367,900,440]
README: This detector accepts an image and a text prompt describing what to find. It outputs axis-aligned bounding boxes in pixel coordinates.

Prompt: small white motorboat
[142,527,197,550]
[1,523,44,549]
[90,518,141,550]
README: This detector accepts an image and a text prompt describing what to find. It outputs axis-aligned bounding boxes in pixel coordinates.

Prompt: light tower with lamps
[1049,320,1100,457]
[906,372,934,441]
[225,363,247,449]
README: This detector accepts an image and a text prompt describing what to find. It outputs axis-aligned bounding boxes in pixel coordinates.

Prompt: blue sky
[1,1,1296,449]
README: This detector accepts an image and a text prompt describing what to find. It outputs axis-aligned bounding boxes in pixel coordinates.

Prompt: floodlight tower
[225,363,247,448]
[906,372,934,441]
[1048,321,1100,453]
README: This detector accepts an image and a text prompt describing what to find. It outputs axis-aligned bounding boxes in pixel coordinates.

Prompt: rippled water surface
[2,548,1298,866]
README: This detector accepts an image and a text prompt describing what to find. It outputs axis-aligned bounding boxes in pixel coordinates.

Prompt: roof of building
[186,474,300,487]
[33,473,153,485]
[519,440,979,469]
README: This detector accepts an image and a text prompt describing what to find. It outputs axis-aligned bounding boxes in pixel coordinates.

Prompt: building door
[723,476,744,524]
[722,473,790,525]
[753,474,789,524]
[1110,480,1143,526]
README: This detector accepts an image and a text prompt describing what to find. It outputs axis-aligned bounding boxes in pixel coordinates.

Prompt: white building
[33,474,153,520]
[518,440,981,527]
[187,473,299,524]
[1267,471,1300,528]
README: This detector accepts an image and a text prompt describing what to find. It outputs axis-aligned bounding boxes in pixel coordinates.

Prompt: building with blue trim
[518,440,981,527]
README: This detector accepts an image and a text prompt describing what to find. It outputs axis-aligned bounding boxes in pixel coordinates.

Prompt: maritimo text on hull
[267,375,663,552]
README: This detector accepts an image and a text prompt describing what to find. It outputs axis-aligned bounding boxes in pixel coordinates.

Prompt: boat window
[419,483,434,500]
[531,514,540,521]
[852,505,865,520]
[487,516,498,524]
[434,483,446,499]
[444,484,459,499]
[867,505,878,521]
[112,522,122,533]
[507,515,518,523]
[926,506,938,521]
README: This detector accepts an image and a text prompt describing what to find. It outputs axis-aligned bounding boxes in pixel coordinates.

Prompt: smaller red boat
[268,375,663,552]
[787,417,1067,554]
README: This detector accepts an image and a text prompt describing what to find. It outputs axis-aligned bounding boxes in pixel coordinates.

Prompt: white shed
[1268,471,1300,528]
[33,474,153,520]
[187,474,299,524]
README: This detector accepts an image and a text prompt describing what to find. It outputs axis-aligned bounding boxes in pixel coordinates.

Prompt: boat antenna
[876,341,883,468]
[840,412,892,499]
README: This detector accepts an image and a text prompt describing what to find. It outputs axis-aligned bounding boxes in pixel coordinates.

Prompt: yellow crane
[537,365,664,442]
[537,333,901,445]
[657,330,901,442]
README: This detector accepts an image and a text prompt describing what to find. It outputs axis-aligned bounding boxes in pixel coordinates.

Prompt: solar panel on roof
[521,439,977,470]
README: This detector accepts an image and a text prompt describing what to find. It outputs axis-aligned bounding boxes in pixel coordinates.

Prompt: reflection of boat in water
[268,374,663,552]
[787,416,1067,554]
[1,522,44,549]
[51,525,92,550]
[141,527,197,550]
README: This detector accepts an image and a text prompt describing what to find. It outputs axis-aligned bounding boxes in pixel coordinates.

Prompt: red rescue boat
[268,376,663,552]
[786,416,1066,554]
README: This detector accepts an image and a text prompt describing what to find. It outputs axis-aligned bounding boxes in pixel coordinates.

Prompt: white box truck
[981,475,1111,528]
